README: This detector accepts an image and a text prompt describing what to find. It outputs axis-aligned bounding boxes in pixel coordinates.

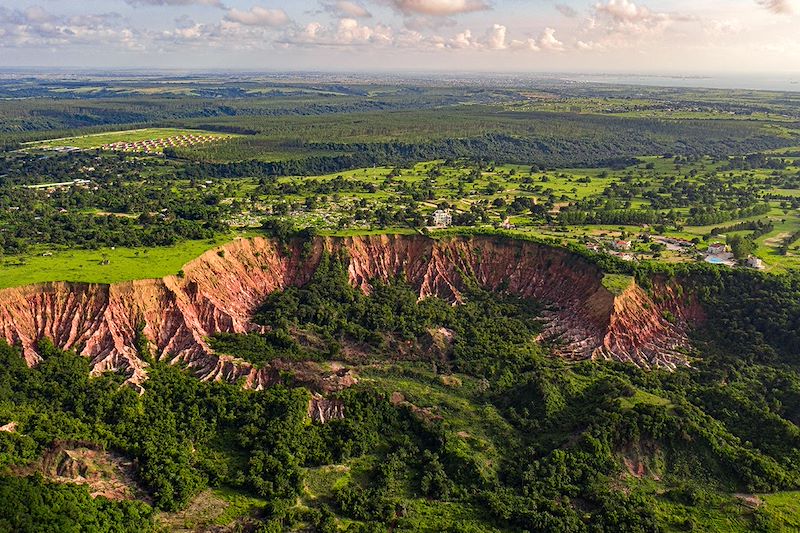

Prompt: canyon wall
[0,235,704,389]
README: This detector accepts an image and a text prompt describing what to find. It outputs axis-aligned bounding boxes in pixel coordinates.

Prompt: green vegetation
[1,75,799,282]
[3,73,800,531]
[208,331,315,367]
[0,237,230,289]
[602,274,635,295]
[4,254,798,531]
[0,475,155,533]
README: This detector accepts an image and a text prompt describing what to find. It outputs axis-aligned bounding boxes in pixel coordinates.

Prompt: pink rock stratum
[0,235,704,389]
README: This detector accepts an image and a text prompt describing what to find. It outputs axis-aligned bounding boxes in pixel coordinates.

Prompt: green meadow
[0,237,230,289]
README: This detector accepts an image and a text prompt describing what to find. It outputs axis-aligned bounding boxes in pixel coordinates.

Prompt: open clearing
[0,236,231,288]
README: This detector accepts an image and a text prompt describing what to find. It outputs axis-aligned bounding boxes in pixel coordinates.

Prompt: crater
[0,235,704,390]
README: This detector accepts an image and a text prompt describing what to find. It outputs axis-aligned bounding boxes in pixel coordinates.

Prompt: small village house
[432,209,452,228]
[708,242,727,255]
[746,256,764,269]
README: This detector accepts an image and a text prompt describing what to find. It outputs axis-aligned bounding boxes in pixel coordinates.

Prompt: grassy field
[602,274,635,296]
[759,491,800,529]
[26,127,234,152]
[156,486,267,531]
[0,237,230,289]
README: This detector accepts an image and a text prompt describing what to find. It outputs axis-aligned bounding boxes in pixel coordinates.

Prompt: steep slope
[0,235,703,388]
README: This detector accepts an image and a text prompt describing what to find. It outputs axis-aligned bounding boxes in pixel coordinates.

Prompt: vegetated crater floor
[13,440,145,502]
[0,234,703,392]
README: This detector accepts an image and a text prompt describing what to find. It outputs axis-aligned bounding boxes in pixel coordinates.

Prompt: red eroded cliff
[0,235,704,388]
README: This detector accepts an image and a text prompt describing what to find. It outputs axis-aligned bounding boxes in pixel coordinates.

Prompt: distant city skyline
[0,0,798,74]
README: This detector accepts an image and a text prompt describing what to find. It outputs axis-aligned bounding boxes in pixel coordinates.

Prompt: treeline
[559,207,669,226]
[174,135,656,178]
[0,211,220,254]
[708,219,774,238]
[175,128,798,176]
[725,153,789,170]
[0,90,480,137]
[686,203,771,226]
[779,230,800,256]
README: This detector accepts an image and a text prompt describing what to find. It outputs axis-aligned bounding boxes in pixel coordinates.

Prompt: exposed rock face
[308,394,346,424]
[28,441,143,501]
[0,235,703,390]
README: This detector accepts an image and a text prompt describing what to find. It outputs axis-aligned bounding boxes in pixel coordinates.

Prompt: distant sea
[560,73,800,92]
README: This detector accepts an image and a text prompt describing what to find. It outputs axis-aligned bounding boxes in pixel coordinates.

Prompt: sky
[0,0,798,73]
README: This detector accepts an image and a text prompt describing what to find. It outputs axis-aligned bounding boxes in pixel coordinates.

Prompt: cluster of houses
[581,234,765,269]
[101,134,225,153]
[654,236,695,251]
[25,178,93,193]
[704,242,764,269]
[429,209,512,230]
[226,212,264,228]
[585,238,634,261]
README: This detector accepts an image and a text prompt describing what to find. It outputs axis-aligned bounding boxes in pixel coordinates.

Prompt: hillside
[2,234,800,530]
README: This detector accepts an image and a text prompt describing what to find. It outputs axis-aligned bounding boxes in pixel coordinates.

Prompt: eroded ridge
[0,235,703,388]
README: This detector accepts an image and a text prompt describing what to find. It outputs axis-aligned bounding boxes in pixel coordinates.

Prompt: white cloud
[443,25,508,50]
[0,6,141,49]
[281,18,393,46]
[435,23,564,52]
[276,18,568,54]
[158,18,283,50]
[448,28,479,48]
[511,27,564,52]
[578,0,691,49]
[537,27,565,51]
[124,0,223,7]
[225,6,290,27]
[756,0,795,14]
[321,1,372,18]
[595,0,653,23]
[486,23,506,50]
[387,0,490,17]
[336,18,392,44]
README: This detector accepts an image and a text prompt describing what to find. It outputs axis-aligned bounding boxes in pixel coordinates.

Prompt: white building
[746,256,764,270]
[432,209,452,228]
[708,243,727,255]
[612,240,632,251]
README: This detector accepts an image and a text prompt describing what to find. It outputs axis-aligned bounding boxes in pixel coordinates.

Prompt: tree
[729,234,756,260]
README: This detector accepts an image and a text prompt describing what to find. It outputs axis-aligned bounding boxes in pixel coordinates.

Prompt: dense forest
[2,251,800,531]
[172,109,796,171]
[2,88,796,172]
